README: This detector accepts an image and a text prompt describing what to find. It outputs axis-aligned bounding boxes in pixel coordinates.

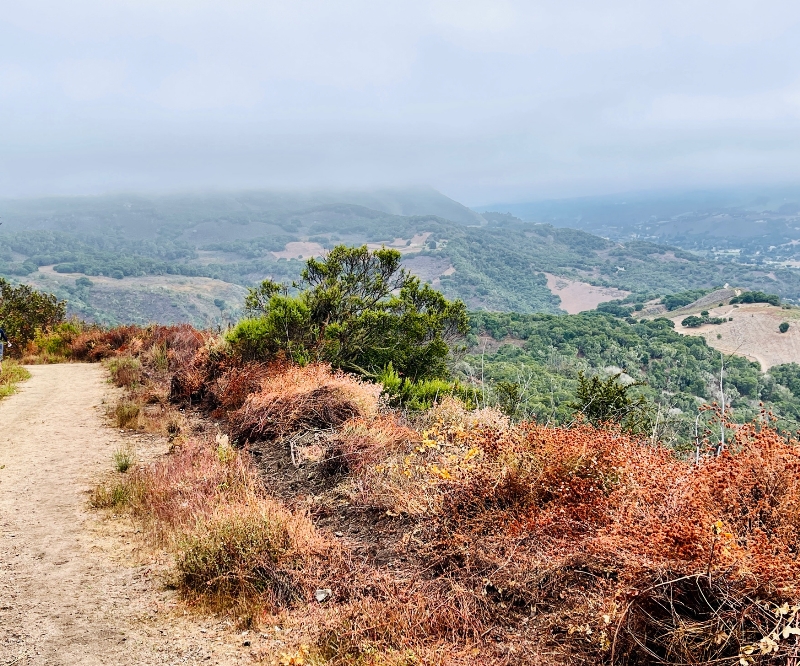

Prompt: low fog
[2,1,800,205]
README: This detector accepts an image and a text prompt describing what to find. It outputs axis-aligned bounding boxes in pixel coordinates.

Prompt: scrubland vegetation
[7,246,800,663]
[0,359,30,398]
[79,324,800,664]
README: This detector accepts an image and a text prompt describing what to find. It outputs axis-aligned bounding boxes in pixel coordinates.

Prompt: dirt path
[0,365,250,665]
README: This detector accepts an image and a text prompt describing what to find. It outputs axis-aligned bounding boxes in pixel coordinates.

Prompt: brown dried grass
[229,363,381,444]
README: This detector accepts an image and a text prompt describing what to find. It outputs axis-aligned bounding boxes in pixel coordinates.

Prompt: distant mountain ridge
[0,187,485,237]
[3,187,800,326]
[477,186,800,265]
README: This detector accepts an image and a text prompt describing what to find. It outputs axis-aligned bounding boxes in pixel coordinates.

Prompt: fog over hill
[479,186,800,265]
[5,187,800,326]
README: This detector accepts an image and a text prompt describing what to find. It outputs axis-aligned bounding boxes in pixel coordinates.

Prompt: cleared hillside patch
[670,302,800,370]
[544,272,630,313]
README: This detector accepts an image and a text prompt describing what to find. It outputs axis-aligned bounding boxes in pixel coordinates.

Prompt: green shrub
[113,445,136,473]
[90,481,133,508]
[114,400,141,428]
[234,245,468,381]
[0,278,65,355]
[570,372,652,434]
[661,289,711,311]
[32,320,84,358]
[681,315,704,328]
[0,360,31,398]
[780,322,790,333]
[227,296,312,363]
[730,291,780,306]
[378,363,478,411]
[108,356,142,388]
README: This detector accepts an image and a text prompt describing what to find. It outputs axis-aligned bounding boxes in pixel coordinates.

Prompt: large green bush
[0,278,65,354]
[228,245,468,381]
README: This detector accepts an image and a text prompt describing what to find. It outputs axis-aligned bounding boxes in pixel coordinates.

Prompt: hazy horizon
[3,1,800,206]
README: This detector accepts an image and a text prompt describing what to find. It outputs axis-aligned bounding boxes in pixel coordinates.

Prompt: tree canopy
[228,245,468,380]
[0,278,66,354]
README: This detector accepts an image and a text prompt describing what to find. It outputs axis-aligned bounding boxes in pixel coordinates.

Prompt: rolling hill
[4,189,800,325]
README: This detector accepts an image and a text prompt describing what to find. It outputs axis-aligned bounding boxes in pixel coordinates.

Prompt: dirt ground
[669,303,800,370]
[0,365,266,665]
[543,273,630,314]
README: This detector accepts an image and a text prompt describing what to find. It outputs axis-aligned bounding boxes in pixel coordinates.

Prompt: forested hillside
[3,190,800,325]
[467,311,800,444]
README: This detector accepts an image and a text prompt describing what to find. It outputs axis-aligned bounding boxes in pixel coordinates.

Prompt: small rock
[315,588,332,603]
[243,640,251,647]
[334,531,343,538]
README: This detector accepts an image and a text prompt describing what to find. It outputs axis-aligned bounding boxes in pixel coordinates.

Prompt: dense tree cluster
[0,278,65,353]
[466,311,800,441]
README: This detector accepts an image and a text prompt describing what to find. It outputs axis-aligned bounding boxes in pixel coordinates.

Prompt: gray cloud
[2,1,800,204]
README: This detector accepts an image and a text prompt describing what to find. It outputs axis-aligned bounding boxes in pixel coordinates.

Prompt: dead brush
[316,575,494,652]
[207,362,271,413]
[229,363,381,444]
[329,410,800,664]
[116,437,336,615]
[128,438,260,534]
[70,323,207,368]
[322,414,418,476]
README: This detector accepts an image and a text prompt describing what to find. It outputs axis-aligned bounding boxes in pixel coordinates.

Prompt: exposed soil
[669,303,800,370]
[271,241,325,260]
[0,365,259,665]
[543,273,630,314]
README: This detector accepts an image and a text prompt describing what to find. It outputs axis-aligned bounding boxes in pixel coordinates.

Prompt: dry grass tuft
[229,363,381,444]
[112,444,136,473]
[108,355,142,388]
[94,436,336,617]
[176,500,325,610]
[112,399,141,429]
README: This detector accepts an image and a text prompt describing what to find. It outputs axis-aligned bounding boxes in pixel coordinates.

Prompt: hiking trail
[0,364,249,665]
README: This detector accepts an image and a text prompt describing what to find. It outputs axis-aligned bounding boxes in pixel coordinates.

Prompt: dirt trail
[0,365,248,665]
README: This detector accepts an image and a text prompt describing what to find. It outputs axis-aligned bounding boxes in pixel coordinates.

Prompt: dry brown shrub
[71,324,208,370]
[323,408,800,664]
[168,342,230,406]
[229,363,381,444]
[117,438,336,615]
[323,414,418,475]
[176,500,327,611]
[206,362,272,413]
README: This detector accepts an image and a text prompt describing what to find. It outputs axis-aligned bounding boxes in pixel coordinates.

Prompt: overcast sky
[3,1,800,205]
